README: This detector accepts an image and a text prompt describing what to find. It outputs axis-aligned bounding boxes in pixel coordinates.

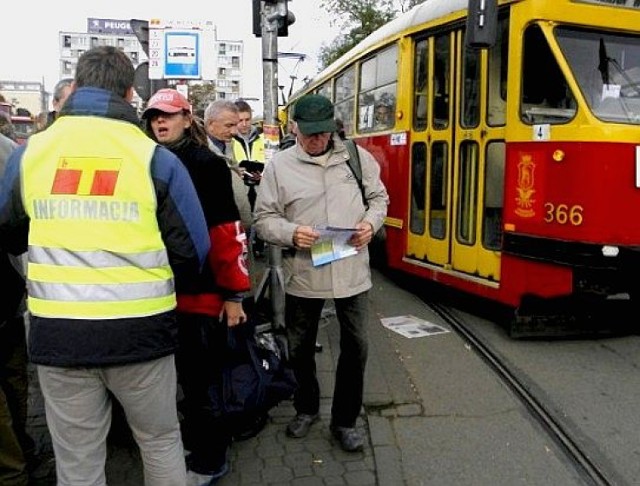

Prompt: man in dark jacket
[46,77,73,127]
[0,132,32,486]
[0,46,210,485]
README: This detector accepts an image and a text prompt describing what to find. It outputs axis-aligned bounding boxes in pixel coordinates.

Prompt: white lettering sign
[571,0,640,9]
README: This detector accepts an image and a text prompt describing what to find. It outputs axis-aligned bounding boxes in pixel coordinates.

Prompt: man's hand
[349,221,374,251]
[293,225,320,249]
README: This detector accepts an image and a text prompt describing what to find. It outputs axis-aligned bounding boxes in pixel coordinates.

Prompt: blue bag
[221,309,297,439]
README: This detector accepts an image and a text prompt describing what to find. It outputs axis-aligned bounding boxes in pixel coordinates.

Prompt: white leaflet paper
[311,225,358,266]
[380,315,449,338]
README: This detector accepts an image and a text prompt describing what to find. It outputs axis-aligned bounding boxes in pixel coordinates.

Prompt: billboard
[88,18,134,35]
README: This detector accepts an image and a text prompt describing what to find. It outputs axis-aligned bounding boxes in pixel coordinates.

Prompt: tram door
[406,33,454,266]
[407,24,506,282]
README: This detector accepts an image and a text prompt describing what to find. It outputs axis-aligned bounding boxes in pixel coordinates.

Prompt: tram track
[429,303,613,486]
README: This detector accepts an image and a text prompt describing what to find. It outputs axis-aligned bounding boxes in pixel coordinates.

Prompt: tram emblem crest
[515,155,535,218]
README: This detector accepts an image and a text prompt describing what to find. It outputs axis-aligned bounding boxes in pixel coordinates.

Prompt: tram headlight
[602,245,619,257]
[552,150,565,162]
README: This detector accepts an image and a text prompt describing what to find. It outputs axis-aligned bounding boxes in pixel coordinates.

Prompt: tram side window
[317,82,333,102]
[413,39,429,132]
[456,141,478,246]
[334,67,356,136]
[410,142,427,235]
[357,44,398,133]
[520,25,576,124]
[483,142,505,250]
[487,16,509,127]
[433,34,451,129]
[461,40,481,128]
[430,142,448,240]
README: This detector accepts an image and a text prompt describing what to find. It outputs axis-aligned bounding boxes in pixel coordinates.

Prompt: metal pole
[259,0,286,331]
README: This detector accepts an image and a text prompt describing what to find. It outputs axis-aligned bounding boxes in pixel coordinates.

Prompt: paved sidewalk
[23,257,424,486]
[25,306,384,485]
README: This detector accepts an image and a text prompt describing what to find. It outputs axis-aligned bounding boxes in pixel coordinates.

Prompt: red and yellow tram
[285,0,640,331]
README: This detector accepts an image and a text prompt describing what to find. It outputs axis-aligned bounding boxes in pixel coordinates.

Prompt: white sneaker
[186,470,214,486]
[186,461,230,486]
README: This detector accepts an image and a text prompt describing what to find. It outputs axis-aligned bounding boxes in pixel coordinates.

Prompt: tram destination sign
[571,0,640,8]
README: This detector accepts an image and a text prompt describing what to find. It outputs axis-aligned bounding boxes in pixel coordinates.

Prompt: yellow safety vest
[21,116,176,319]
[232,134,266,164]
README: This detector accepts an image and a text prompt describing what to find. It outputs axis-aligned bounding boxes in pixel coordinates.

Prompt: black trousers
[0,316,32,486]
[285,291,369,428]
[176,313,231,472]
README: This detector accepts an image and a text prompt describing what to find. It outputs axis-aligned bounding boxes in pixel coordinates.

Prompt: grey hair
[203,100,239,123]
[53,78,74,102]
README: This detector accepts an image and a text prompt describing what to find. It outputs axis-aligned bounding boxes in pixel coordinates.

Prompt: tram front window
[556,27,640,125]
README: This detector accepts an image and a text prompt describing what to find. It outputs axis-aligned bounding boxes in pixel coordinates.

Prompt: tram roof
[296,0,469,98]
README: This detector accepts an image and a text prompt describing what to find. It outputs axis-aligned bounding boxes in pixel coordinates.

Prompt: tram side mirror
[465,0,498,49]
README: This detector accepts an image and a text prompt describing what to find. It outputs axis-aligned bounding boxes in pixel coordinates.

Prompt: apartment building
[1,18,244,120]
[60,18,243,102]
[0,81,47,116]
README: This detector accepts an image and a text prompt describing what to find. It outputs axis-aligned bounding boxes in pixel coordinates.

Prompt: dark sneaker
[330,425,364,452]
[286,413,319,438]
[233,412,269,441]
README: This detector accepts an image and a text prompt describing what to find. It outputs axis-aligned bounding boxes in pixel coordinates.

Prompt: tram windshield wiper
[598,38,610,85]
[598,38,640,97]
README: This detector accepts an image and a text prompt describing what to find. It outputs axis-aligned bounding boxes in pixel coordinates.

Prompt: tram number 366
[544,202,584,226]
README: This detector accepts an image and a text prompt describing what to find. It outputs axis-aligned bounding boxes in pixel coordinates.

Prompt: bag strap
[344,139,368,209]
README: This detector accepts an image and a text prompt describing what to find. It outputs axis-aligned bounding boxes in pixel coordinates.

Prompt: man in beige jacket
[254,94,389,453]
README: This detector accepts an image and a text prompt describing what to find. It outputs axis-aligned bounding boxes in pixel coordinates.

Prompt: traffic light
[252,0,295,38]
[130,19,150,56]
[252,0,262,37]
[277,4,295,37]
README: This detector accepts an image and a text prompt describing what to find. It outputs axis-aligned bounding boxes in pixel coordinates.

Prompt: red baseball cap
[142,89,191,118]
